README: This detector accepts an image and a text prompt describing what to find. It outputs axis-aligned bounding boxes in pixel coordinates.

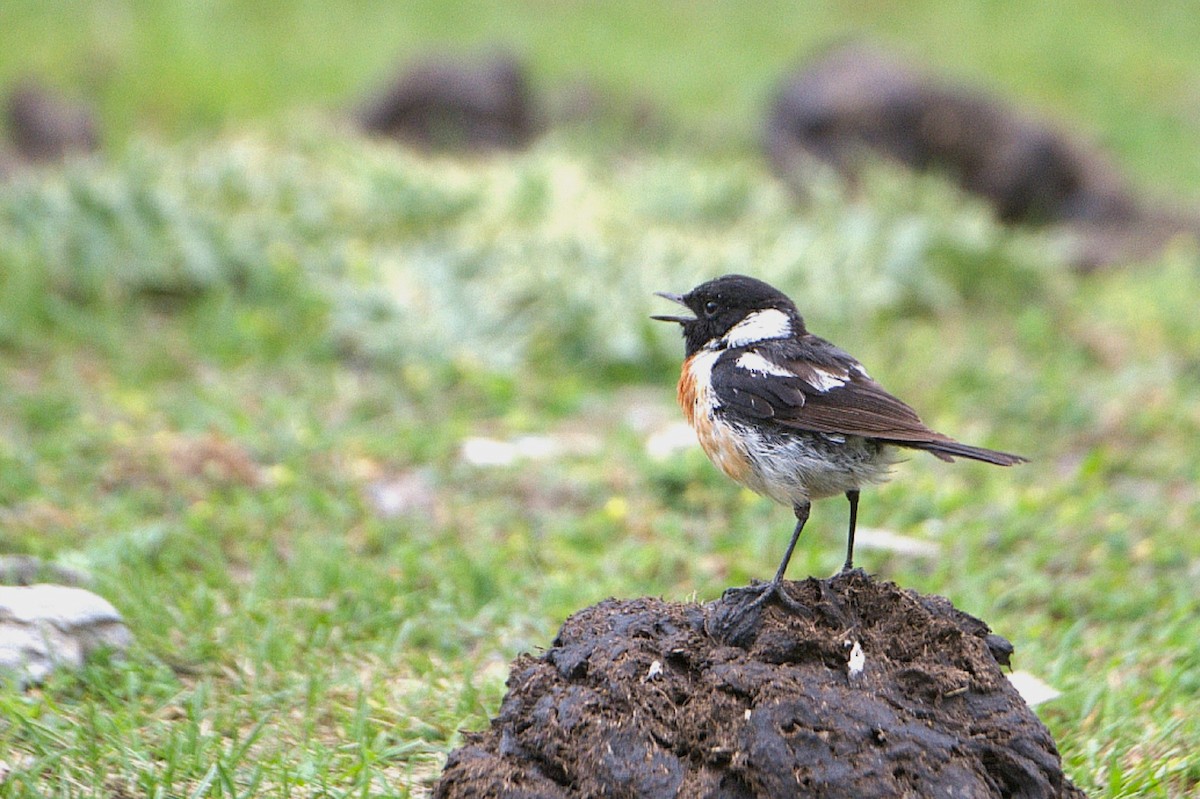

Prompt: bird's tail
[901,439,1028,466]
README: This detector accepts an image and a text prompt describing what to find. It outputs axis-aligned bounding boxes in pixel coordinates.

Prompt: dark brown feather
[711,336,1026,466]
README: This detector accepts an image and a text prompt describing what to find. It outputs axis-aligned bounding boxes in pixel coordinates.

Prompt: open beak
[651,291,693,324]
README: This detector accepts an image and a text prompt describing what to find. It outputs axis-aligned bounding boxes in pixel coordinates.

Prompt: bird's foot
[814,572,861,630]
[708,579,810,646]
[723,578,809,616]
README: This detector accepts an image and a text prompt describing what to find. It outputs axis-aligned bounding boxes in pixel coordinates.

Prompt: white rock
[1007,670,1062,707]
[367,469,437,518]
[645,422,699,461]
[460,436,523,467]
[846,639,866,679]
[853,527,940,558]
[460,433,600,467]
[0,584,133,686]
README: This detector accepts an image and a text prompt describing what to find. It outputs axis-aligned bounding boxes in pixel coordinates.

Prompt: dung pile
[434,570,1085,798]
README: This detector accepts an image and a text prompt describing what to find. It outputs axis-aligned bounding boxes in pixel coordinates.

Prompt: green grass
[1,132,1198,797]
[1,3,1199,797]
[4,0,1200,194]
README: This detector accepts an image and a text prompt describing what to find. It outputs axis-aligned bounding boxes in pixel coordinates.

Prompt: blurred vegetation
[4,0,1200,193]
[1,2,1199,797]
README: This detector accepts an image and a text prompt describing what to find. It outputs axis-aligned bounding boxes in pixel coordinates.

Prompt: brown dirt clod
[434,570,1086,799]
[764,43,1200,271]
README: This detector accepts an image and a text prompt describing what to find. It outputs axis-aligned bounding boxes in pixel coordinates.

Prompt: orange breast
[677,356,699,427]
[678,353,754,485]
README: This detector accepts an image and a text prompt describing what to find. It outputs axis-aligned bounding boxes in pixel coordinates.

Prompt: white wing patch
[805,366,848,392]
[721,309,792,348]
[735,351,794,377]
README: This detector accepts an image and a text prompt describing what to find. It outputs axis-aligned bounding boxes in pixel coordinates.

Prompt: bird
[653,274,1025,612]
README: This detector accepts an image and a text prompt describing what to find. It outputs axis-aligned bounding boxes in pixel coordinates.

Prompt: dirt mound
[354,52,536,151]
[764,43,1199,271]
[434,570,1086,799]
[2,78,98,177]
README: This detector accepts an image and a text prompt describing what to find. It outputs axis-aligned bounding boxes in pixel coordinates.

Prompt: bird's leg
[770,500,811,587]
[743,500,811,613]
[841,489,860,573]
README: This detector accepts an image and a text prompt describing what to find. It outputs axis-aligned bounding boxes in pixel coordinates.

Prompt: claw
[728,579,809,615]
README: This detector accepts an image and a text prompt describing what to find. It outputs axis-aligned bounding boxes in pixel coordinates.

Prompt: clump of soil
[354,52,537,151]
[2,78,98,178]
[434,570,1086,799]
[764,43,1200,271]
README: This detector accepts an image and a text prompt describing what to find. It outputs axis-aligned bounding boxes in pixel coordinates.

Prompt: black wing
[711,337,1025,465]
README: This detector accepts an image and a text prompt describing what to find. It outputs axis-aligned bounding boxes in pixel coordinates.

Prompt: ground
[1,3,1199,797]
[436,572,1087,798]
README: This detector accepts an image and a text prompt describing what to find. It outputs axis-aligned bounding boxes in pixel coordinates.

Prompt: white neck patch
[721,309,793,348]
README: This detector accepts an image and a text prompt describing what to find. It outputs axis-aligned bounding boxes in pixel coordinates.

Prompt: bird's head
[652,274,804,356]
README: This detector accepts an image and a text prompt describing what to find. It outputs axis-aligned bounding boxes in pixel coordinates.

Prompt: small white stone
[847,640,865,679]
[645,422,700,460]
[460,436,520,466]
[512,435,560,461]
[1007,670,1062,707]
[0,584,133,686]
[367,470,436,519]
[853,527,940,558]
[460,434,598,467]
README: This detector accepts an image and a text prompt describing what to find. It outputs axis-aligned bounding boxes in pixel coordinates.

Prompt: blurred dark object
[0,147,18,179]
[766,45,1199,270]
[549,77,667,145]
[766,45,1135,226]
[355,52,537,151]
[1062,208,1200,272]
[6,78,99,163]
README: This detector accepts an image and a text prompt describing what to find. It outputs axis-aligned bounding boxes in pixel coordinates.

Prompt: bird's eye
[704,301,719,317]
